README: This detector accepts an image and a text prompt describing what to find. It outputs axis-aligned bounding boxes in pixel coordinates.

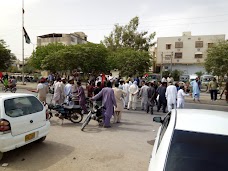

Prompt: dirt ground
[0,109,160,171]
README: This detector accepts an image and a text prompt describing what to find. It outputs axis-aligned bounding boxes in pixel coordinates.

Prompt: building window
[208,43,214,48]
[166,44,171,50]
[195,41,203,48]
[195,54,203,58]
[175,42,183,48]
[175,52,182,59]
[165,55,171,60]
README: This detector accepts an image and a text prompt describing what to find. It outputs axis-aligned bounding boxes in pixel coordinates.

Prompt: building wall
[157,32,225,65]
[163,64,205,75]
[37,32,87,46]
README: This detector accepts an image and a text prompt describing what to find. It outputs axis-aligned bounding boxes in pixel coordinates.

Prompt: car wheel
[0,152,3,161]
[36,136,46,143]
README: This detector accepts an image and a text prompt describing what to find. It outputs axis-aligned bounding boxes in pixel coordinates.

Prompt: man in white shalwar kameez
[177,86,190,108]
[123,80,130,108]
[165,82,177,112]
[139,81,149,111]
[127,81,139,110]
[53,78,63,105]
[64,79,74,105]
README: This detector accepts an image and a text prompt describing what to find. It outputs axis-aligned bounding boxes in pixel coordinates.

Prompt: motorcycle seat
[64,105,81,110]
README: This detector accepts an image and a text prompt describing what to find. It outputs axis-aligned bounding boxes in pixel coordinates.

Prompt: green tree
[0,40,16,71]
[205,41,228,77]
[29,43,66,70]
[108,48,151,77]
[102,16,156,51]
[195,71,204,78]
[41,43,109,75]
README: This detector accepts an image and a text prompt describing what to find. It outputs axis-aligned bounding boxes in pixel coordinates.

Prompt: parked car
[0,93,50,160]
[179,74,189,83]
[148,109,228,171]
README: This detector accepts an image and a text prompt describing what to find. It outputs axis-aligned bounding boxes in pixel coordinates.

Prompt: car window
[165,130,228,171]
[157,113,171,148]
[4,96,43,117]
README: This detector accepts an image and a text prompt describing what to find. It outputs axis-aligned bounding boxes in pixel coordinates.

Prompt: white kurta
[53,81,62,103]
[64,83,73,105]
[177,89,189,108]
[139,85,149,104]
[165,85,177,112]
[123,83,130,103]
[128,84,139,103]
[113,87,126,111]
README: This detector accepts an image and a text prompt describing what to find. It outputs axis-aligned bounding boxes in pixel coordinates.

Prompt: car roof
[0,93,35,99]
[175,109,228,136]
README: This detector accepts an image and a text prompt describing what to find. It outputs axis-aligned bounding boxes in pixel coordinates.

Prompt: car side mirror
[153,117,163,123]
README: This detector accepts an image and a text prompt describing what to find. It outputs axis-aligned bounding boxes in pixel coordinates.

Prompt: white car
[149,109,228,171]
[0,93,50,160]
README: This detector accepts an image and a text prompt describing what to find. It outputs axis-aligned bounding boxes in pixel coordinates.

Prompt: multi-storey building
[37,32,87,46]
[156,32,225,74]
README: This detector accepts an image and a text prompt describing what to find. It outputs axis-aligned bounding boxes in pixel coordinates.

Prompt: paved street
[0,89,228,171]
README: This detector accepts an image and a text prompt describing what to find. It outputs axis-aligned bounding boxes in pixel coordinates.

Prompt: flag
[23,27,31,44]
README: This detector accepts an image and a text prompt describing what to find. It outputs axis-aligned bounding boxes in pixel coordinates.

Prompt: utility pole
[22,0,25,84]
[160,52,163,79]
[170,52,173,72]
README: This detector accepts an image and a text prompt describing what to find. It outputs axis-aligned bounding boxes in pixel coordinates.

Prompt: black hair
[107,81,112,88]
[180,85,184,89]
[115,83,119,88]
[77,81,81,86]
[97,82,101,87]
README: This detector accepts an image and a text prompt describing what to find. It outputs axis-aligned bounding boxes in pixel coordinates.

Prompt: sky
[1,0,228,60]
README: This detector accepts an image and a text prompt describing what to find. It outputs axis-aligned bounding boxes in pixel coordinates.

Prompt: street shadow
[1,140,74,171]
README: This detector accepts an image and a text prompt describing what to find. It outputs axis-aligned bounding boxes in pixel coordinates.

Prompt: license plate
[25,132,36,142]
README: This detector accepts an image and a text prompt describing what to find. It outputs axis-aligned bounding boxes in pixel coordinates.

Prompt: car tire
[0,152,3,161]
[36,136,46,143]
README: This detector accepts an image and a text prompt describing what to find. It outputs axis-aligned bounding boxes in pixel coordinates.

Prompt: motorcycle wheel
[11,87,17,93]
[70,112,83,123]
[81,112,92,131]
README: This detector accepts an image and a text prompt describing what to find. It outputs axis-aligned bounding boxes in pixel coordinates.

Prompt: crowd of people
[33,73,228,128]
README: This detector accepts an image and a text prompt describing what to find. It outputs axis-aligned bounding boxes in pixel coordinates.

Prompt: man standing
[127,81,139,110]
[208,77,218,101]
[92,81,117,128]
[76,82,88,114]
[157,82,167,113]
[139,81,149,111]
[113,83,126,123]
[166,82,177,112]
[225,81,228,103]
[190,77,201,102]
[123,80,130,109]
[177,86,190,108]
[64,78,74,105]
[147,82,155,114]
[37,78,49,103]
[93,81,102,106]
[53,77,63,105]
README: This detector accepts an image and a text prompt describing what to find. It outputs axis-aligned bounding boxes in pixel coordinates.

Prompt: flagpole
[22,0,25,84]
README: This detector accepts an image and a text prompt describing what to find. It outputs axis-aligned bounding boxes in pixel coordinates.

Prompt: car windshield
[165,130,228,171]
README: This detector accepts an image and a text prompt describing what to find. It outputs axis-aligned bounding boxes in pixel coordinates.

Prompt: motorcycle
[48,103,83,124]
[81,103,103,131]
[2,85,17,93]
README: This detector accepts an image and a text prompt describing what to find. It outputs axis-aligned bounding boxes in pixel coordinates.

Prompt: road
[1,89,228,171]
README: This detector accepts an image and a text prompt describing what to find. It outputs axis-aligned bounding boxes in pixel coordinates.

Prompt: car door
[3,95,46,136]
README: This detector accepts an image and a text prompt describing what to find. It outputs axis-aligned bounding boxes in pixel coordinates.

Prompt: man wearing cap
[64,78,74,105]
[37,78,49,103]
[165,81,177,112]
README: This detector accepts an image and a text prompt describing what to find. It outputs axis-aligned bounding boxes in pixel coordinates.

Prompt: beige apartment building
[156,32,225,75]
[37,32,88,46]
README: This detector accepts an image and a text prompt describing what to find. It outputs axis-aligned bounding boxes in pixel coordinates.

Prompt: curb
[185,100,228,106]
